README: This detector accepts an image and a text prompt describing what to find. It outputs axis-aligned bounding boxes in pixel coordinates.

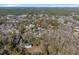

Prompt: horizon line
[0,4,79,7]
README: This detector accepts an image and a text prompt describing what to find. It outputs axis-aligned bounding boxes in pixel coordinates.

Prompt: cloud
[6,4,17,7]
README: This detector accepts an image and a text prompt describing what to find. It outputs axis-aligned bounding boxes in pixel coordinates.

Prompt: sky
[0,4,79,7]
[0,0,79,4]
[0,0,79,7]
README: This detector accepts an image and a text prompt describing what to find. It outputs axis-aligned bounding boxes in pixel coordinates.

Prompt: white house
[24,43,33,49]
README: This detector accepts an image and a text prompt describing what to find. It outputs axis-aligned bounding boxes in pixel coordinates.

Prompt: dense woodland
[0,7,79,55]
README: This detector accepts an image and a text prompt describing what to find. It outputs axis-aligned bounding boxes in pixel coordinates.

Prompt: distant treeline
[0,7,79,15]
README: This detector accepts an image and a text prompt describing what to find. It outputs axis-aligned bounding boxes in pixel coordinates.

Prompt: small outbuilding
[24,43,33,49]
